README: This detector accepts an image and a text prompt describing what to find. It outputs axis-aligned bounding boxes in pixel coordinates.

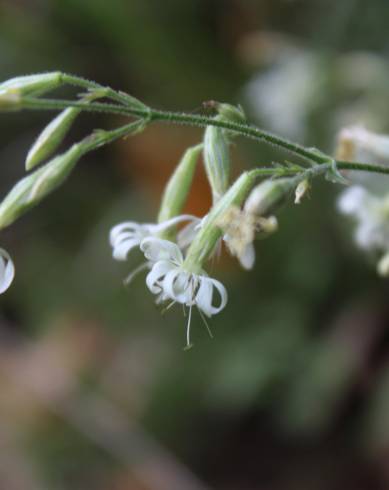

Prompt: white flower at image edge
[0,248,14,294]
[338,185,389,250]
[109,214,200,261]
[140,237,228,346]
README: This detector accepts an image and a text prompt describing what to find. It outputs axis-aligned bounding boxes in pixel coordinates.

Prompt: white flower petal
[109,222,142,246]
[239,243,256,270]
[112,237,141,261]
[195,278,214,316]
[337,186,368,216]
[146,260,175,294]
[0,248,14,294]
[141,237,183,264]
[196,277,227,317]
[177,220,201,249]
[151,214,200,234]
[162,268,192,304]
[355,222,381,250]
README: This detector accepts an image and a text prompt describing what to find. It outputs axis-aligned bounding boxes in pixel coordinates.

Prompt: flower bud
[25,90,106,170]
[257,215,278,234]
[26,107,80,170]
[216,103,246,124]
[294,179,310,204]
[203,117,231,203]
[244,178,295,216]
[0,90,22,111]
[0,72,63,96]
[184,171,257,269]
[157,144,202,224]
[0,143,84,229]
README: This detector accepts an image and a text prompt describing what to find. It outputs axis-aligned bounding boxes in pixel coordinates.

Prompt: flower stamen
[123,262,150,286]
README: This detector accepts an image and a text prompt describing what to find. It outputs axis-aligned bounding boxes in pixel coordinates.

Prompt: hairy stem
[18,89,389,179]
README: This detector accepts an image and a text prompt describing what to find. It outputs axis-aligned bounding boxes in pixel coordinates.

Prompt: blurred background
[1,0,389,489]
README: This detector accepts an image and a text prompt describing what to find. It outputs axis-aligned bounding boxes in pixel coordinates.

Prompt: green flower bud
[244,178,296,216]
[184,171,257,270]
[157,144,202,226]
[294,179,310,204]
[217,103,246,124]
[0,72,63,96]
[203,116,231,203]
[202,104,245,204]
[26,107,80,170]
[0,90,22,111]
[26,90,106,170]
[0,143,84,229]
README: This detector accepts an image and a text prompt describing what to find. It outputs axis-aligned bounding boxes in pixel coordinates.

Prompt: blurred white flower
[336,125,389,275]
[338,185,389,251]
[109,214,200,261]
[141,237,227,347]
[245,51,323,140]
[336,125,389,195]
[0,248,14,294]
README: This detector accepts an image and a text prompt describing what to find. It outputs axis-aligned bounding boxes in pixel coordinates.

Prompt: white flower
[140,237,228,347]
[216,206,278,270]
[245,51,322,140]
[335,126,389,195]
[0,248,14,294]
[109,214,200,261]
[338,185,389,250]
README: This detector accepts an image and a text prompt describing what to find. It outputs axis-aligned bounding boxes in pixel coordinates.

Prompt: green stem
[18,93,389,179]
[81,119,148,153]
[60,74,141,107]
[337,160,389,177]
[22,97,135,117]
[19,98,327,163]
[151,110,329,164]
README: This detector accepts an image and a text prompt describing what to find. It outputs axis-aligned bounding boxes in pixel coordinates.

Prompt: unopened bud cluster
[0,72,150,296]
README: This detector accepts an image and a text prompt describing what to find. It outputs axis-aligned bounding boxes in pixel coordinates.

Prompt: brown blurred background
[1,1,389,489]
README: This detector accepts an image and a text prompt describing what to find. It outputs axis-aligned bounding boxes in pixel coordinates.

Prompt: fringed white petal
[238,243,256,270]
[196,277,227,317]
[151,214,200,234]
[141,237,183,264]
[195,278,214,316]
[109,221,143,246]
[146,260,175,294]
[0,248,14,294]
[162,269,192,304]
[112,237,141,261]
[177,220,201,249]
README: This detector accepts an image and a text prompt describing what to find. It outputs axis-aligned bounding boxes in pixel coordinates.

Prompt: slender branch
[19,98,329,164]
[18,93,389,179]
[60,73,147,108]
[81,119,148,153]
[150,110,330,164]
[250,162,331,182]
[22,97,137,117]
[337,160,389,177]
